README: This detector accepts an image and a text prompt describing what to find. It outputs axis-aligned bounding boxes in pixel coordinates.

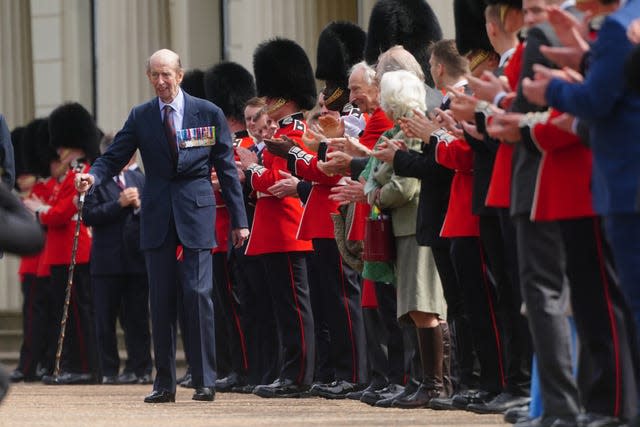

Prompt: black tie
[163,105,178,166]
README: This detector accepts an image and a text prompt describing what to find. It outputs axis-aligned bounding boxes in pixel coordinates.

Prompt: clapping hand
[486,113,524,143]
[329,178,366,205]
[398,109,441,141]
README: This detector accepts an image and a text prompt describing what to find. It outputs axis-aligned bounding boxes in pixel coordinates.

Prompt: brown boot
[393,326,444,408]
[441,322,453,397]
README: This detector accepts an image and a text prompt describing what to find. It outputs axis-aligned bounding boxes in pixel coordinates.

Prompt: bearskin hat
[22,118,55,178]
[253,38,317,111]
[316,21,366,86]
[181,69,206,99]
[455,0,493,56]
[10,127,26,180]
[48,102,100,162]
[204,61,256,123]
[364,0,442,85]
[484,0,522,8]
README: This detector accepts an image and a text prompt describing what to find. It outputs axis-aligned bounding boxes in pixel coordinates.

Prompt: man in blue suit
[75,49,249,403]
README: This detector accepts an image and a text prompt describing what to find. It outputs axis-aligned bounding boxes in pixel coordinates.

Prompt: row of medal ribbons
[177,126,216,148]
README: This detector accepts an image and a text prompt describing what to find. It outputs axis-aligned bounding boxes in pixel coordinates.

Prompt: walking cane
[53,191,86,378]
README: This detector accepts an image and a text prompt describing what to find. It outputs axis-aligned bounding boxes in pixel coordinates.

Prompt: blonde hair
[379,70,426,121]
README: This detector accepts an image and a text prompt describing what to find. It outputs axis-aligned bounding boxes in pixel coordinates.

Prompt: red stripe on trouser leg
[223,259,249,371]
[338,256,358,383]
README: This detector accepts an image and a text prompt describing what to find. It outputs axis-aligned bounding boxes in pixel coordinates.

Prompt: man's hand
[522,72,551,107]
[264,138,293,159]
[539,46,586,72]
[333,135,372,157]
[74,173,95,193]
[318,114,344,138]
[118,187,140,207]
[460,121,484,141]
[302,128,325,153]
[432,107,464,139]
[467,71,508,103]
[267,170,300,198]
[231,228,250,248]
[371,138,402,164]
[547,6,589,48]
[211,168,221,191]
[550,112,576,134]
[329,178,366,205]
[236,146,258,170]
[23,195,45,214]
[486,113,524,143]
[317,151,352,177]
[398,109,440,141]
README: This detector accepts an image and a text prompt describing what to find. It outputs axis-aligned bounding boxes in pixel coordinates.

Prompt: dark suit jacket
[394,141,453,248]
[0,114,14,189]
[83,169,146,275]
[89,91,248,250]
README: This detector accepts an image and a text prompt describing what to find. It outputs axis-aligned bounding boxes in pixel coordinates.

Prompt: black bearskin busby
[316,21,366,86]
[48,102,100,162]
[181,69,206,99]
[485,0,523,8]
[365,0,442,85]
[204,61,256,123]
[22,118,56,178]
[253,38,317,111]
[10,127,26,181]
[455,0,493,56]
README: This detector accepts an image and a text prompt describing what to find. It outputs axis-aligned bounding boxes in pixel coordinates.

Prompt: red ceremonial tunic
[245,113,313,256]
[35,178,58,278]
[485,41,525,208]
[18,180,53,281]
[522,110,595,221]
[434,131,480,237]
[39,163,92,266]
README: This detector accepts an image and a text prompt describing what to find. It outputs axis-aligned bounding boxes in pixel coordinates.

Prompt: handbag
[363,210,395,262]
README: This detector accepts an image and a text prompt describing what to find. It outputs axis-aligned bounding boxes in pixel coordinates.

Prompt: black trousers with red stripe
[49,264,99,378]
[480,211,532,396]
[212,252,249,379]
[17,274,49,378]
[261,252,315,385]
[561,217,639,420]
[449,236,505,394]
[311,238,367,384]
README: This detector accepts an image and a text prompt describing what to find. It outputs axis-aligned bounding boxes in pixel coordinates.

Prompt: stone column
[95,0,171,133]
[170,0,221,71]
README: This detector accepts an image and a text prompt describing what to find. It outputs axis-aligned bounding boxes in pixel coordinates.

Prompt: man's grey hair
[379,70,427,121]
[349,61,377,86]
[375,45,425,83]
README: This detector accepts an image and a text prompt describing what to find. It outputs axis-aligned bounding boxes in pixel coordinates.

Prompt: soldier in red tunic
[242,38,317,398]
[25,103,101,385]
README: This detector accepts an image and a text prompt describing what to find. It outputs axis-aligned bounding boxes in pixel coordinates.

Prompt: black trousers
[363,281,407,386]
[432,245,477,389]
[17,274,48,378]
[212,252,249,378]
[480,211,531,396]
[261,252,315,385]
[306,251,333,383]
[450,237,505,393]
[514,215,580,418]
[232,250,280,385]
[92,273,151,377]
[562,217,639,419]
[311,238,367,384]
[49,264,99,378]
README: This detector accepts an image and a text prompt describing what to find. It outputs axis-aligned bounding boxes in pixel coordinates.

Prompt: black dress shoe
[179,373,194,389]
[514,416,578,427]
[42,372,96,385]
[314,380,365,399]
[576,413,623,427]
[451,389,495,409]
[467,391,531,414]
[116,372,138,384]
[361,383,403,406]
[102,376,118,385]
[253,378,309,398]
[9,370,24,383]
[215,372,246,393]
[504,405,530,424]
[192,387,215,401]
[346,381,387,401]
[231,384,255,394]
[392,383,442,409]
[137,374,153,385]
[144,390,175,403]
[375,380,419,408]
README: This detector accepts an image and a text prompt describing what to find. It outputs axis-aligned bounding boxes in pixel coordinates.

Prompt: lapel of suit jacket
[181,93,201,131]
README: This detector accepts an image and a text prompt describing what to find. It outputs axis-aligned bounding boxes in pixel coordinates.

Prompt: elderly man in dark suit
[75,49,249,403]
